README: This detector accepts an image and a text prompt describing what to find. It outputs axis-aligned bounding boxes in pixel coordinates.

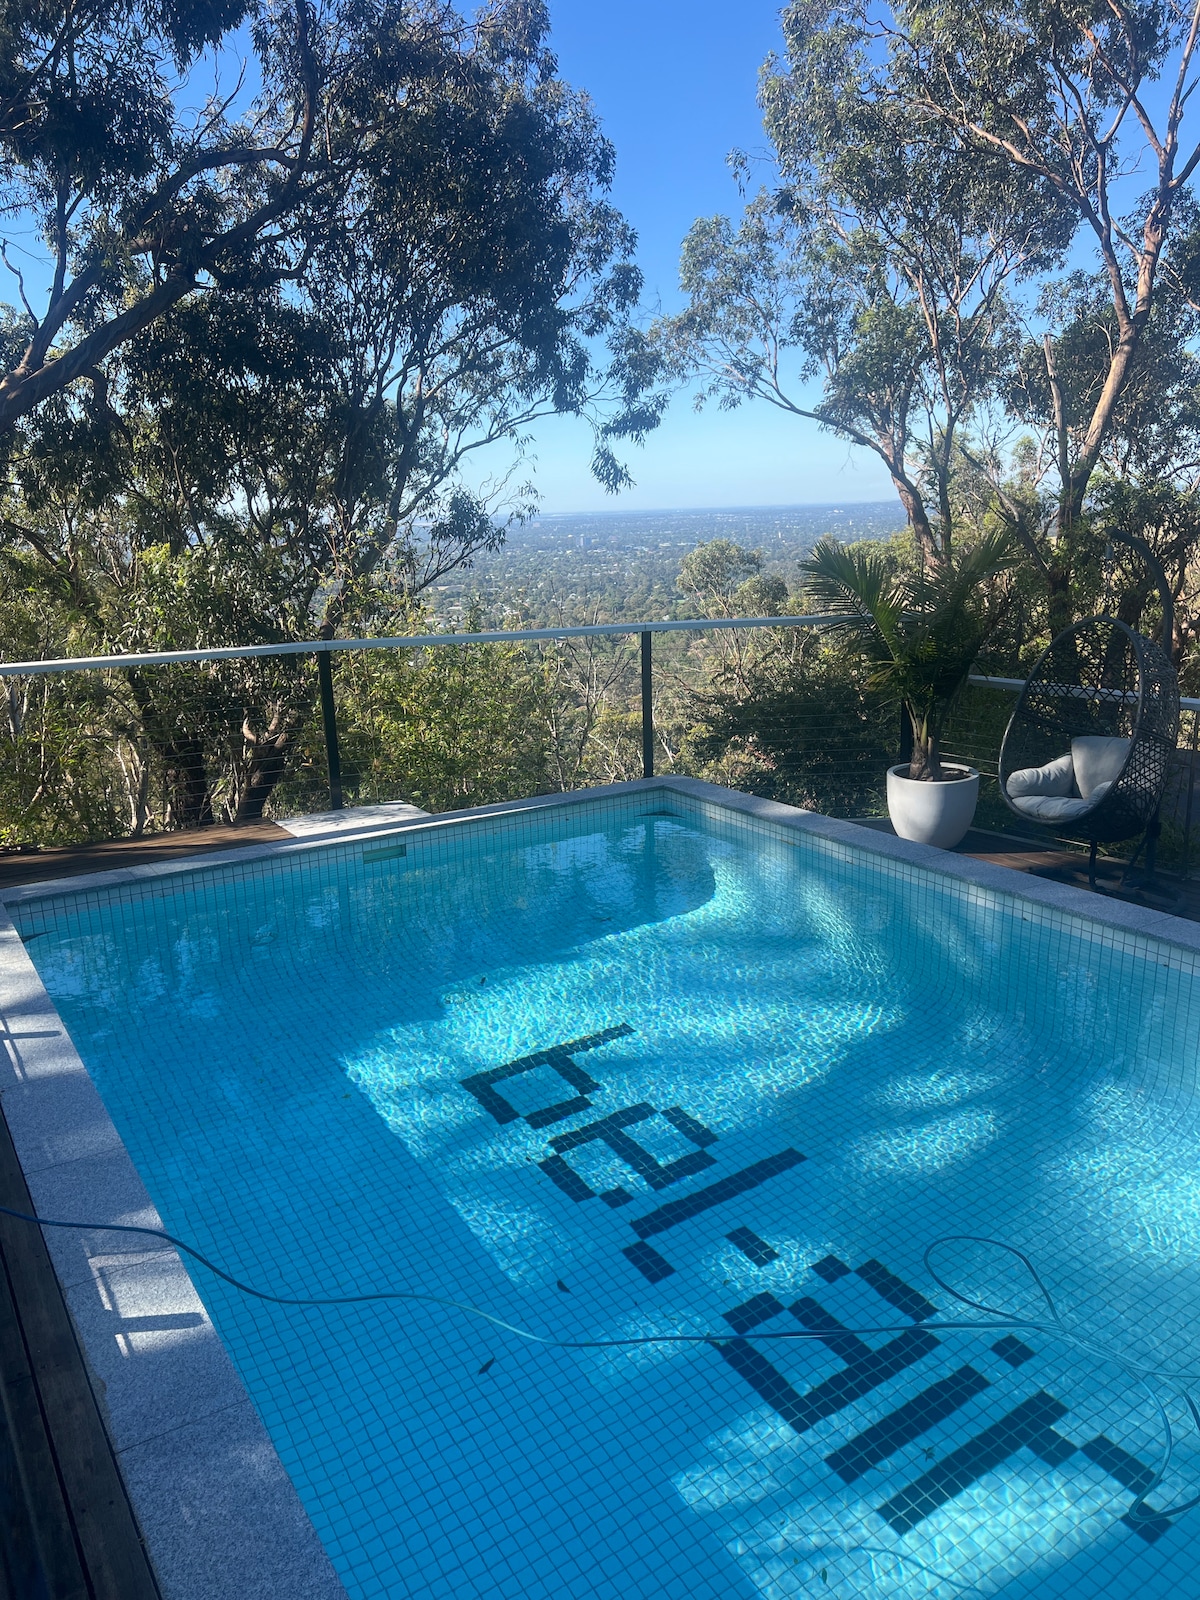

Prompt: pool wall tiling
[4,776,1200,1599]
[0,893,350,1598]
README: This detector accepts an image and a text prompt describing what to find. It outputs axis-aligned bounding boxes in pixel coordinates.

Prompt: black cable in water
[0,1199,1019,1349]
[3,1203,1199,1536]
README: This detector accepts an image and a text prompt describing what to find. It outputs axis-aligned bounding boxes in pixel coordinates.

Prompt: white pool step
[278,801,429,839]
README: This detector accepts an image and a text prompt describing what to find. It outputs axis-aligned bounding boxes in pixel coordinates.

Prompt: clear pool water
[14,792,1200,1600]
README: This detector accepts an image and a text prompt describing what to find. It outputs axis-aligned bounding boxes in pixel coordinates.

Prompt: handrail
[0,614,841,677]
[969,672,1200,714]
[4,639,1195,707]
[2,639,1195,828]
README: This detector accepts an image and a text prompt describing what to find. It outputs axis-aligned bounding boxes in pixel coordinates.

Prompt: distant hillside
[429,501,906,626]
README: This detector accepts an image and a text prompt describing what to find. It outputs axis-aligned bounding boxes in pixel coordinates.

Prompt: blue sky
[495,0,898,515]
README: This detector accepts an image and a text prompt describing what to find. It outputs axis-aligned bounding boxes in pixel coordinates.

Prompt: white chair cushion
[1006,751,1074,799]
[1009,792,1097,823]
[1071,736,1130,799]
[1010,780,1113,824]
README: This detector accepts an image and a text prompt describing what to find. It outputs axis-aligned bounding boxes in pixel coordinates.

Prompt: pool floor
[14,796,1200,1600]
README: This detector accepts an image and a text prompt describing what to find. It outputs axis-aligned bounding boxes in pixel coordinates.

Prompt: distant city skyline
[459,1,898,517]
[528,498,903,518]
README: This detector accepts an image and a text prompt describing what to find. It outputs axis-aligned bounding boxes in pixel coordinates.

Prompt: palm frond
[799,537,904,658]
[908,530,1016,617]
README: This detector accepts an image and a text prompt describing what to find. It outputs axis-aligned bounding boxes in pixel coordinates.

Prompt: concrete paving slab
[65,1251,248,1453]
[118,1399,347,1600]
[22,1155,178,1289]
[0,1070,126,1174]
[278,800,428,838]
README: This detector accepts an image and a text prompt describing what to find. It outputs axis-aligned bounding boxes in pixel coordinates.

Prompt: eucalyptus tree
[0,0,328,433]
[890,0,1200,500]
[0,0,664,825]
[94,14,659,633]
[0,0,662,430]
[658,3,1071,560]
[813,0,1200,634]
[998,262,1200,630]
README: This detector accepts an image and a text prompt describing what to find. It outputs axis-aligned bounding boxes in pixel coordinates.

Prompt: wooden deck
[854,817,1200,922]
[0,1101,160,1598]
[0,819,289,893]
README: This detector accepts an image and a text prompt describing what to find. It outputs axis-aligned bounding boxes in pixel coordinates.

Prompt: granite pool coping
[2,776,1200,1597]
[0,906,350,1600]
[6,776,1200,959]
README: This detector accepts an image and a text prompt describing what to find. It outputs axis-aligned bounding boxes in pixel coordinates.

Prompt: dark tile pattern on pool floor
[13,789,1200,1600]
[464,1011,1179,1566]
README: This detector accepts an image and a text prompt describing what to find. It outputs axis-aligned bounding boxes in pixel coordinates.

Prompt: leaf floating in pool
[556,1279,571,1293]
[478,1358,495,1375]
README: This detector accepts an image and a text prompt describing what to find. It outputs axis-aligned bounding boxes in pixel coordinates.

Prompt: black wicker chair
[998,615,1179,886]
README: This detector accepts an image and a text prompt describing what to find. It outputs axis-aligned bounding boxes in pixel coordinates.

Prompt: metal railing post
[641,631,654,779]
[316,625,343,811]
[1183,709,1198,880]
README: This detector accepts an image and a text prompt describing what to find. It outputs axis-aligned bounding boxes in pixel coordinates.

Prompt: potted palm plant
[799,531,1016,848]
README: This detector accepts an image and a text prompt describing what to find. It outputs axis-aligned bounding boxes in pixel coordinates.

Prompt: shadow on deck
[853,817,1200,924]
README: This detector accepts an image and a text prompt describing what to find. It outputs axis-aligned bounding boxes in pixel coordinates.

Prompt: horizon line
[529,498,905,519]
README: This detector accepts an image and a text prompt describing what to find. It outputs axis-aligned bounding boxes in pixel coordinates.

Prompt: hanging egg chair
[997,537,1180,888]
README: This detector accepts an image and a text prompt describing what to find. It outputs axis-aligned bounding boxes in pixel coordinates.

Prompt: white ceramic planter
[886,763,980,850]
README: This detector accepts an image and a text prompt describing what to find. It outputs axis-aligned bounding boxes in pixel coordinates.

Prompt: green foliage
[800,531,1017,778]
[656,0,1069,559]
[799,0,1200,548]
[0,0,664,459]
[0,573,138,843]
[660,0,1200,656]
[324,641,549,815]
[676,539,787,618]
[0,0,671,826]
[1011,268,1200,486]
[681,648,895,815]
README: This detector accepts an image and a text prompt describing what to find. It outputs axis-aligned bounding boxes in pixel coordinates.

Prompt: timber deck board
[853,817,1200,923]
[0,819,288,891]
[0,1100,160,1599]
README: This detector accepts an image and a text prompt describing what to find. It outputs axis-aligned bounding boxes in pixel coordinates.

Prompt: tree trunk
[123,670,216,830]
[906,707,943,781]
[895,480,936,564]
[160,738,215,829]
[1046,558,1075,638]
[235,709,300,822]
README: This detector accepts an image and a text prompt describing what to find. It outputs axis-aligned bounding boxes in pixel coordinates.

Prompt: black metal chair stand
[998,616,1180,892]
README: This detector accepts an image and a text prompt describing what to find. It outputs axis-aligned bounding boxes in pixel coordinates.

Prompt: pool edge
[2,775,1200,1600]
[0,906,350,1600]
[663,778,1200,957]
[4,777,1200,963]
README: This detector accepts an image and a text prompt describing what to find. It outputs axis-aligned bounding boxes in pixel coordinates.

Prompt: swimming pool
[9,783,1200,1600]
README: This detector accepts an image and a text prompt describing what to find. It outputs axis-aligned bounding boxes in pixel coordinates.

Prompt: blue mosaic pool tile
[629,1149,807,1238]
[877,1391,1070,1532]
[12,790,1200,1600]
